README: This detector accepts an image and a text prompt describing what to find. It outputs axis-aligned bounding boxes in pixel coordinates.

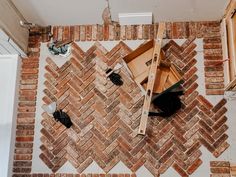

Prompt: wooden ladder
[138,22,165,135]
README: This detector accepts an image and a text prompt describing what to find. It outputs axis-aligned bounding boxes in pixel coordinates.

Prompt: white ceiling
[11,0,229,26]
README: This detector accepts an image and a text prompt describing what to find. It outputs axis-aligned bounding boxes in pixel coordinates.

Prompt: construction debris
[123,40,182,94]
[123,22,183,135]
[48,40,72,57]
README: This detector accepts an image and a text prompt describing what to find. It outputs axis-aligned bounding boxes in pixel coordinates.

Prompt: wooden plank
[134,70,149,84]
[232,12,236,78]
[127,48,153,79]
[226,19,236,80]
[221,18,231,85]
[170,65,182,80]
[167,71,179,85]
[152,80,184,102]
[164,76,172,90]
[55,39,72,48]
[154,64,182,92]
[225,77,236,90]
[225,0,236,82]
[153,67,170,93]
[123,40,153,63]
[138,22,165,135]
[224,0,236,20]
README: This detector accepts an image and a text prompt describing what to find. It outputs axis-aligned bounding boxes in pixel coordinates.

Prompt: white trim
[118,12,153,25]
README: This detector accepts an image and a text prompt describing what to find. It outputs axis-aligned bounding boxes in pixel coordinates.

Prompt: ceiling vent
[118,12,153,25]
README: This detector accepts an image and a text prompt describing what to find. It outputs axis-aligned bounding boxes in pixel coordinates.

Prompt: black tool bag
[53,110,73,128]
[106,68,123,86]
[149,80,184,118]
[150,91,183,117]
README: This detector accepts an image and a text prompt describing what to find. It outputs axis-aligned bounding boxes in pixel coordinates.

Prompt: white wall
[11,0,229,26]
[0,55,21,177]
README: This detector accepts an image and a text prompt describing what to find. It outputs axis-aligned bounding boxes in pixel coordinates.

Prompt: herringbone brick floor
[40,39,229,177]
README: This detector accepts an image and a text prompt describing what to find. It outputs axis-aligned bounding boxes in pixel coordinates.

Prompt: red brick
[206,83,224,89]
[14,154,32,160]
[187,159,202,174]
[213,134,228,148]
[13,167,31,173]
[212,99,227,113]
[211,167,230,174]
[213,142,230,158]
[126,25,132,40]
[103,25,109,41]
[206,89,224,95]
[205,77,224,83]
[172,163,188,177]
[212,107,227,121]
[204,66,223,72]
[199,138,214,152]
[204,43,222,49]
[210,161,230,167]
[80,25,86,41]
[86,25,92,41]
[213,116,227,131]
[16,136,34,142]
[197,95,213,109]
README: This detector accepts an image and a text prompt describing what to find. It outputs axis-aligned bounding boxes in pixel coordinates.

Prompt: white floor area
[32,39,236,177]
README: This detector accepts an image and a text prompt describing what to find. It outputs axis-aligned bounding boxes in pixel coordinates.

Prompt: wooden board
[231,9,236,78]
[221,19,231,85]
[224,0,236,20]
[153,64,181,93]
[127,48,153,80]
[170,65,182,80]
[225,77,236,90]
[138,22,165,135]
[151,80,184,101]
[123,40,154,63]
[164,76,173,90]
[135,70,149,85]
[153,67,170,93]
[224,0,236,86]
[55,39,72,48]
